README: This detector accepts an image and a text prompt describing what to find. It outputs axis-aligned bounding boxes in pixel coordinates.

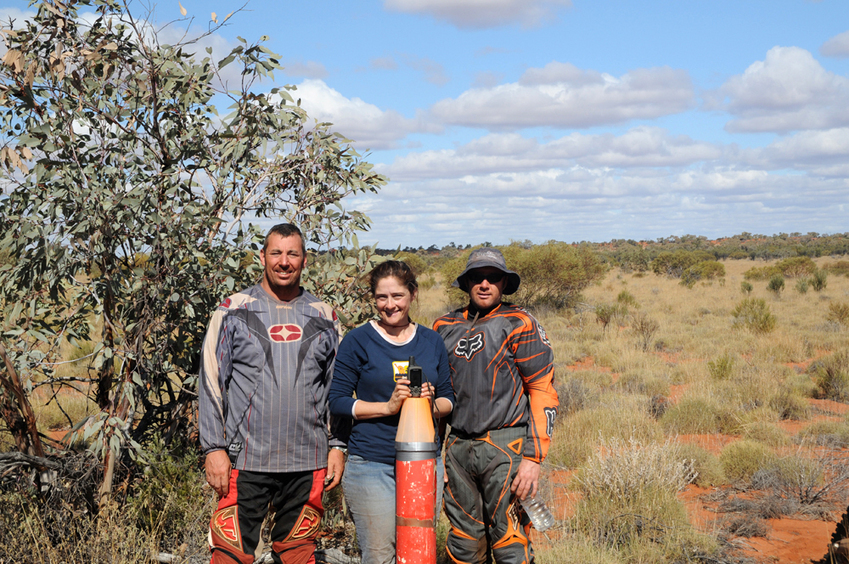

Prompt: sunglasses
[467,271,505,285]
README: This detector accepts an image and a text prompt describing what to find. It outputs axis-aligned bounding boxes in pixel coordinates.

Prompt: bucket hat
[452,248,521,295]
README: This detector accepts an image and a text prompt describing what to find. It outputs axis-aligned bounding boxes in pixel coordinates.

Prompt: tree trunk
[0,340,45,459]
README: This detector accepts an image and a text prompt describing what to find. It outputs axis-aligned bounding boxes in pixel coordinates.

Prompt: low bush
[811,269,828,292]
[767,274,785,297]
[740,280,753,295]
[827,301,849,326]
[630,312,659,352]
[743,265,781,281]
[810,350,849,401]
[756,454,836,505]
[660,397,723,435]
[676,443,728,487]
[824,260,849,277]
[741,421,788,447]
[707,353,734,380]
[797,420,849,448]
[549,404,663,468]
[650,250,715,278]
[719,440,777,484]
[572,438,716,561]
[776,256,817,278]
[680,260,725,288]
[795,278,809,294]
[616,289,639,308]
[731,298,776,334]
[768,387,811,421]
[595,303,626,332]
[615,372,670,398]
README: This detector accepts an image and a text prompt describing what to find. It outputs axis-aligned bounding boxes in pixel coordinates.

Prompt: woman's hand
[385,378,412,415]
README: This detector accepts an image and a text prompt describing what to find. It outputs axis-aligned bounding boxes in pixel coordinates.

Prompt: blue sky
[2,0,849,248]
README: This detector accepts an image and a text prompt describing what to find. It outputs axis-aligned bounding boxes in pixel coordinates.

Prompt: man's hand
[205,449,232,498]
[510,459,540,500]
[325,448,345,491]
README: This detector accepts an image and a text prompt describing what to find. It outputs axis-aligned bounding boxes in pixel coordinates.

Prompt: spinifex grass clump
[571,438,717,562]
[731,297,777,334]
[549,401,663,468]
[809,350,849,401]
[719,439,778,484]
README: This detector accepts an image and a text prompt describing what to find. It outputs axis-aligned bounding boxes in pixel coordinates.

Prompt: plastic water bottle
[519,496,555,532]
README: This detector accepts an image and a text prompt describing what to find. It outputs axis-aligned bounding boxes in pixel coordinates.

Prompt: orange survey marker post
[395,357,437,564]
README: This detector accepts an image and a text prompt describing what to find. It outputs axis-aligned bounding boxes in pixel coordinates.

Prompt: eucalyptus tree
[0,0,385,502]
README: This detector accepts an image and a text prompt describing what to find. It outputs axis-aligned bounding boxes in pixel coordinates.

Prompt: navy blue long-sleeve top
[329,322,454,465]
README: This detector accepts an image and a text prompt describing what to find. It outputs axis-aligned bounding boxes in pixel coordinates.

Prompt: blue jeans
[342,454,444,564]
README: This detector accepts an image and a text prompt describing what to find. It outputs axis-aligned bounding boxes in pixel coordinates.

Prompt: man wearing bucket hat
[433,248,559,564]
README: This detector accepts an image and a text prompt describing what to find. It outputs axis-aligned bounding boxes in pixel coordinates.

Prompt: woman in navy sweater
[329,260,454,564]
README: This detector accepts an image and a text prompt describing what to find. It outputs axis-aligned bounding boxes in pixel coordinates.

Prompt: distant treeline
[380,232,849,273]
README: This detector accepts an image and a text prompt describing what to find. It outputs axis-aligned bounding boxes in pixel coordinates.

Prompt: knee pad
[209,506,255,564]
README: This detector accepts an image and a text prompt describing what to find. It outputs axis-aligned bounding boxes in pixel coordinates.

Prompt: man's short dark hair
[263,223,306,255]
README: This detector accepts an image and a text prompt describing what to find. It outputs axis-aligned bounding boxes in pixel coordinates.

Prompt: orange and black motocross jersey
[433,302,559,463]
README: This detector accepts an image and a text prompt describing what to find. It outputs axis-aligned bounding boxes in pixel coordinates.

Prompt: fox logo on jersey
[454,332,484,361]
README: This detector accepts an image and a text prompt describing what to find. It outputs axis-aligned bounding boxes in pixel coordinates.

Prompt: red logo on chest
[269,324,303,342]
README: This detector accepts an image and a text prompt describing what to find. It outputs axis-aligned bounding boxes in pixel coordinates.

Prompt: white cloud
[741,128,849,176]
[821,30,849,58]
[384,0,572,29]
[430,63,694,130]
[355,163,848,247]
[291,79,442,150]
[719,46,849,132]
[402,55,449,86]
[384,127,720,181]
[282,60,328,79]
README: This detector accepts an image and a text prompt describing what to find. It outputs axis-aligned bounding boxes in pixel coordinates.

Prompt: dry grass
[406,257,849,562]
[6,256,848,564]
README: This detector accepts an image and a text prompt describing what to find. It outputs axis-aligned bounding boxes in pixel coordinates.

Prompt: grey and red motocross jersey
[199,284,341,473]
[433,303,559,463]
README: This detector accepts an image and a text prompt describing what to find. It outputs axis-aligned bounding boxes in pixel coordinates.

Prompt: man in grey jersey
[199,223,345,564]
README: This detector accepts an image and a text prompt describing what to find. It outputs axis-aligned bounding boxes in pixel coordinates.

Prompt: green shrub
[572,439,714,560]
[616,289,638,308]
[707,353,734,380]
[798,420,849,447]
[504,242,606,309]
[742,421,788,447]
[731,298,776,334]
[442,243,606,309]
[728,250,751,260]
[743,265,781,281]
[824,260,849,277]
[615,372,670,398]
[650,250,714,278]
[762,455,827,505]
[595,303,626,332]
[127,436,210,545]
[660,397,723,435]
[811,269,828,291]
[776,256,817,278]
[719,440,777,483]
[810,350,849,401]
[767,274,785,297]
[630,312,659,352]
[396,252,429,277]
[676,443,728,487]
[768,387,811,421]
[549,405,662,468]
[740,281,753,295]
[795,278,809,294]
[680,260,725,288]
[827,302,849,326]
